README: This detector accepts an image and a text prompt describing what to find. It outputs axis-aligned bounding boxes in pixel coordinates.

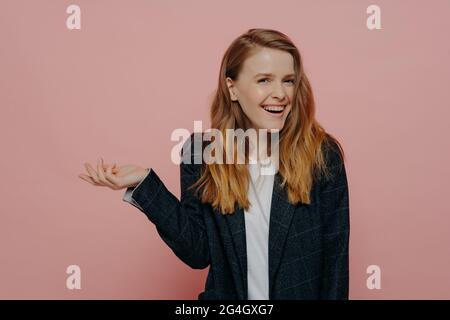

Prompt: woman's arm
[123,169,152,211]
[123,134,210,269]
[319,140,350,299]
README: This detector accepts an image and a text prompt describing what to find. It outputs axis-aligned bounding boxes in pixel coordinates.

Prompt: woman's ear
[226,77,238,101]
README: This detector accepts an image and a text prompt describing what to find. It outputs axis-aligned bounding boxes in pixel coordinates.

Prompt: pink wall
[1,0,449,299]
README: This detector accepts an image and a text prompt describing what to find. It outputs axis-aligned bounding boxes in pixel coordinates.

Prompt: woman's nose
[270,83,287,100]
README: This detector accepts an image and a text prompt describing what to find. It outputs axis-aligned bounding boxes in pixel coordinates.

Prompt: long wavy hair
[187,28,344,214]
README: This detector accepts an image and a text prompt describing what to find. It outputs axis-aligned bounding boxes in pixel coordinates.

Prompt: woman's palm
[78,158,148,190]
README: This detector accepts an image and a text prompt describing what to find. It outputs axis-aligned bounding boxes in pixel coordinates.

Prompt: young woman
[79,28,350,300]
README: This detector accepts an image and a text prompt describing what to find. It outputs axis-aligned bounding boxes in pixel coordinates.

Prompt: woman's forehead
[241,49,295,76]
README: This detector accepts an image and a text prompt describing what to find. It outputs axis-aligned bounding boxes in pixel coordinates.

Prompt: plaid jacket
[123,133,350,300]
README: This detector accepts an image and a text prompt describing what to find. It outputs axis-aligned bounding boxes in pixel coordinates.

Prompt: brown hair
[188,28,344,214]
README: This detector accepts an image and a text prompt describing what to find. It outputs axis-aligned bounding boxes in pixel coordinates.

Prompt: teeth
[262,105,285,111]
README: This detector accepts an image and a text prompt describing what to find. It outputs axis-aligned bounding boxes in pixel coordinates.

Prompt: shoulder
[316,134,347,187]
[180,133,212,177]
[321,133,345,170]
[180,132,210,159]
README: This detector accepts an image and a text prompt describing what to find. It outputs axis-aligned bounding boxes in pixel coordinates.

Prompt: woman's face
[226,47,295,132]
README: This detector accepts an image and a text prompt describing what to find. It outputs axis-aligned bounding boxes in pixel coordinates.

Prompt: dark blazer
[125,132,350,300]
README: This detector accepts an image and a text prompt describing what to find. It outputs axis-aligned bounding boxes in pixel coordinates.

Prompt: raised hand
[78,157,149,190]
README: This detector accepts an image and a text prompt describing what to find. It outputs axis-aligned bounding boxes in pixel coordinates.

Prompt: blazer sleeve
[319,140,350,299]
[121,133,210,269]
[122,168,152,211]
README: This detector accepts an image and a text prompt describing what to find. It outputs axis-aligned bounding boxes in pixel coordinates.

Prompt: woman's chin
[265,123,285,133]
[252,120,286,132]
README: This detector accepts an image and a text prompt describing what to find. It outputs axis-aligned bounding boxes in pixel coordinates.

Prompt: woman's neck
[248,130,276,163]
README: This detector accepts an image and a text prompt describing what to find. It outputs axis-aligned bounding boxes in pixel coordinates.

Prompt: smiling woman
[79,28,349,300]
[226,47,295,130]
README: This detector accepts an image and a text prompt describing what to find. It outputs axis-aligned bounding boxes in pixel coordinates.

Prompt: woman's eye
[258,78,295,84]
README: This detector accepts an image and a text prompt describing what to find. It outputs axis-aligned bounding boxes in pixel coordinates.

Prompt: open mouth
[260,104,286,115]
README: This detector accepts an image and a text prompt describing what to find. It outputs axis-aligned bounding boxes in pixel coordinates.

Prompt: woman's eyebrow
[253,73,295,78]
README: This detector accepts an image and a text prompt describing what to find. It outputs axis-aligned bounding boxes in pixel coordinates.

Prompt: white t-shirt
[245,156,277,300]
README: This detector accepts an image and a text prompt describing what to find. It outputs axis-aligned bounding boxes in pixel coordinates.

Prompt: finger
[97,157,117,189]
[102,161,114,170]
[84,162,100,184]
[104,162,118,174]
[104,164,119,186]
[97,158,104,178]
[100,160,118,175]
[78,173,102,186]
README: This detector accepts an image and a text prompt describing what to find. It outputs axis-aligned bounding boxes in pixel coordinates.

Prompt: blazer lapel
[224,205,248,299]
[223,171,297,300]
[268,172,296,299]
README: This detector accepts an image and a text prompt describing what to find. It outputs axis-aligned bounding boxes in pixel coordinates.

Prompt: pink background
[1,0,449,299]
